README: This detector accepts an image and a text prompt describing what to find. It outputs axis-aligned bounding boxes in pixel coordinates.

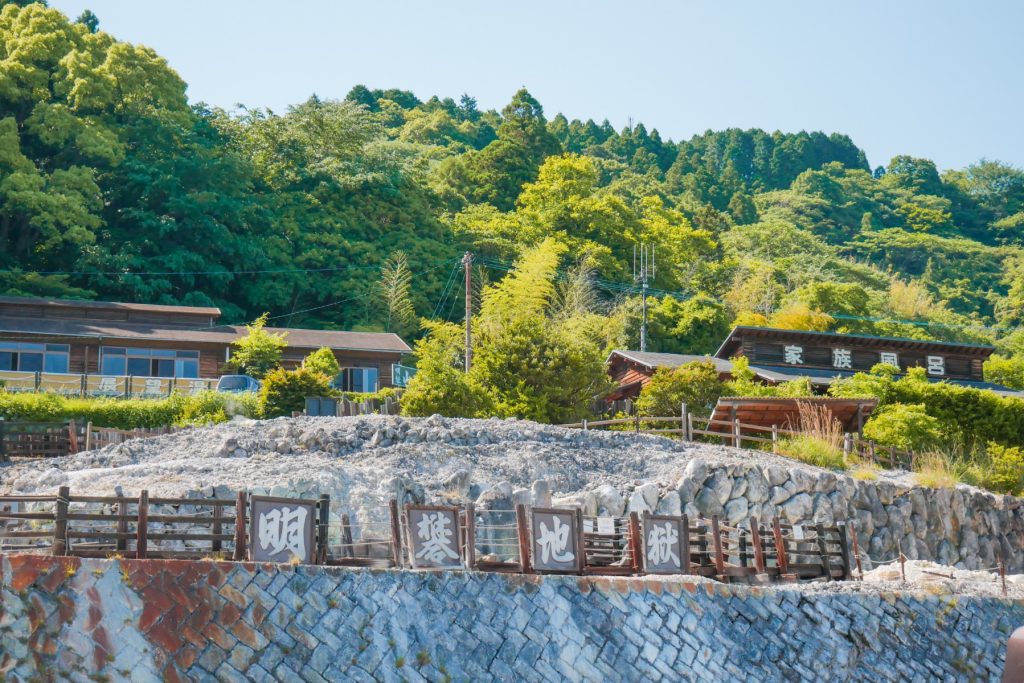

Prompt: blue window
[335,367,379,393]
[0,341,69,373]
[100,347,202,378]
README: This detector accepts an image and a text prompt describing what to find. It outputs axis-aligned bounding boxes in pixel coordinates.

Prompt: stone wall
[562,459,1024,573]
[2,554,1021,682]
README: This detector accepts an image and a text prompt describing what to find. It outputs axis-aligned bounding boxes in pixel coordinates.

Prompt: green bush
[0,389,256,429]
[258,367,332,418]
[862,403,942,451]
[968,442,1024,495]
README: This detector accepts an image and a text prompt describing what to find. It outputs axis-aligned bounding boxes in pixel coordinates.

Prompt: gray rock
[724,497,748,525]
[594,484,624,517]
[780,493,813,522]
[656,492,682,516]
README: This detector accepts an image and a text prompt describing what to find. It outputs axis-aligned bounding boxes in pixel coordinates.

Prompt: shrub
[258,367,332,418]
[862,403,941,451]
[972,442,1024,495]
[636,360,724,419]
[0,389,255,429]
[303,347,341,380]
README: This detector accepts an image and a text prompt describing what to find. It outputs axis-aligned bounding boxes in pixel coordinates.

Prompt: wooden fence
[0,420,180,460]
[0,488,855,584]
[561,410,915,471]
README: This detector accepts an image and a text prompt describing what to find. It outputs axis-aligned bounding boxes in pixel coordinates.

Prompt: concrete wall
[2,554,1021,682]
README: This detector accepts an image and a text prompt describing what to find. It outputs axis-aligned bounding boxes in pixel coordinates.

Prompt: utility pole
[634,244,654,352]
[463,251,473,372]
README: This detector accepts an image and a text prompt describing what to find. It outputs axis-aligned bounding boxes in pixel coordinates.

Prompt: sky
[50,0,1024,171]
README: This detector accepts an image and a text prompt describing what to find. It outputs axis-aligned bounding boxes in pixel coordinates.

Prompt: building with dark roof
[606,326,1023,401]
[0,296,411,393]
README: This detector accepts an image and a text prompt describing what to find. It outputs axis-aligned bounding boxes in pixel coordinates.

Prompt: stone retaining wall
[2,554,1021,681]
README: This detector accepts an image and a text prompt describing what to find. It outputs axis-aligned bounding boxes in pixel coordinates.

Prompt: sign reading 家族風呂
[531,508,580,574]
[249,496,317,564]
[641,514,686,574]
[406,506,463,569]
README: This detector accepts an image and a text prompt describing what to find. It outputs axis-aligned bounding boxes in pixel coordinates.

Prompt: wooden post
[907,448,915,472]
[67,420,79,455]
[582,419,588,431]
[627,512,642,574]
[317,494,330,564]
[680,514,691,574]
[634,413,640,434]
[842,433,853,457]
[711,516,725,577]
[388,499,403,568]
[814,523,833,581]
[1000,558,1008,597]
[212,503,223,554]
[84,421,93,453]
[836,523,852,581]
[749,517,766,574]
[233,491,247,561]
[464,503,476,570]
[868,440,876,465]
[850,524,862,580]
[738,528,748,568]
[686,413,694,442]
[681,403,690,441]
[729,405,738,447]
[136,490,148,559]
[515,503,532,574]
[897,539,905,582]
[340,514,353,558]
[772,517,789,576]
[733,419,742,449]
[771,425,779,451]
[574,508,585,574]
[80,373,87,397]
[53,485,69,556]
[116,493,128,553]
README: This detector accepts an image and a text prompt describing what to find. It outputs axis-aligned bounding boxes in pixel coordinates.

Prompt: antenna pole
[639,245,649,352]
[463,251,473,373]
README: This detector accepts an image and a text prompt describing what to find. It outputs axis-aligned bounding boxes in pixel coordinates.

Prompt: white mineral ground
[0,415,1019,597]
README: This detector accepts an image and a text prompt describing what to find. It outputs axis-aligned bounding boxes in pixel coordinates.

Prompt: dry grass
[775,401,849,470]
[913,452,961,489]
[849,463,879,481]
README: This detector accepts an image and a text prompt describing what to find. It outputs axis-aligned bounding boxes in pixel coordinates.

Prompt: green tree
[229,314,288,378]
[635,360,724,418]
[376,251,416,335]
[302,346,341,380]
[862,403,942,451]
[258,367,331,418]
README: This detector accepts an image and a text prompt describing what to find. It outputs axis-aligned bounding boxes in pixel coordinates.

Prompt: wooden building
[0,296,410,392]
[606,326,1022,403]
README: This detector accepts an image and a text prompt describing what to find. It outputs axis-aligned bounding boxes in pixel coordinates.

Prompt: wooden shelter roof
[714,326,996,359]
[709,396,879,434]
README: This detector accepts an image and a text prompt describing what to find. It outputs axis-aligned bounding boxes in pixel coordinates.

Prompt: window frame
[100,346,202,378]
[0,341,69,373]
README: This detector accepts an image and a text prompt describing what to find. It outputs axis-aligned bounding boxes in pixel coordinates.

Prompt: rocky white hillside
[1,415,1021,572]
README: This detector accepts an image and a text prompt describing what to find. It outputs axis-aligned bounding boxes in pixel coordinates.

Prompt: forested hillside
[2,3,1023,388]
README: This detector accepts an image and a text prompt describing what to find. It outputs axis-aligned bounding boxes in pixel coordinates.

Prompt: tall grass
[775,401,848,470]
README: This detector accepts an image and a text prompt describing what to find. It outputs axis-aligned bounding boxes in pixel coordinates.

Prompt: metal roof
[748,364,1024,397]
[606,350,734,373]
[714,326,996,359]
[0,317,412,354]
[0,295,222,316]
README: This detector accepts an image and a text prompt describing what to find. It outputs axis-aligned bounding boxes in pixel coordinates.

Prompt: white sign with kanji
[531,509,579,573]
[832,348,852,369]
[783,345,803,365]
[927,355,945,376]
[880,352,899,368]
[642,514,685,574]
[406,507,462,569]
[249,497,316,564]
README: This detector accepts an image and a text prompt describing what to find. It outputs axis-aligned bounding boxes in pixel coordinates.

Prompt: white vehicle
[216,375,261,393]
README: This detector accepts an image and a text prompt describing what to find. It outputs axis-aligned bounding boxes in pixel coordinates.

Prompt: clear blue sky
[51,0,1024,171]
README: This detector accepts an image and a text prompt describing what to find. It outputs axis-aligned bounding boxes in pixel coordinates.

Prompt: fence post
[67,420,79,455]
[836,523,853,581]
[35,371,41,391]
[84,421,93,453]
[53,485,69,556]
[116,492,128,553]
[907,448,915,471]
[842,433,853,457]
[136,490,148,559]
[815,523,833,581]
[582,419,588,431]
[849,524,862,580]
[711,516,725,577]
[733,419,742,449]
[515,503,532,574]
[634,413,640,433]
[233,491,247,561]
[628,511,642,574]
[464,503,476,570]
[681,403,690,441]
[772,517,789,576]
[680,514,691,574]
[868,440,876,465]
[212,503,223,555]
[125,375,132,397]
[771,424,778,450]
[80,374,87,397]
[749,517,766,574]
[317,494,330,564]
[389,499,403,568]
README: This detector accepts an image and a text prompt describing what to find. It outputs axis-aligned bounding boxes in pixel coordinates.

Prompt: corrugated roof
[0,295,221,316]
[607,350,734,373]
[0,317,412,354]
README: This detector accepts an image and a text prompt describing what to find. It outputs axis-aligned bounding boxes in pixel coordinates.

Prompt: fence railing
[305,395,402,417]
[0,370,216,398]
[0,487,857,584]
[0,420,181,460]
[561,408,915,471]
